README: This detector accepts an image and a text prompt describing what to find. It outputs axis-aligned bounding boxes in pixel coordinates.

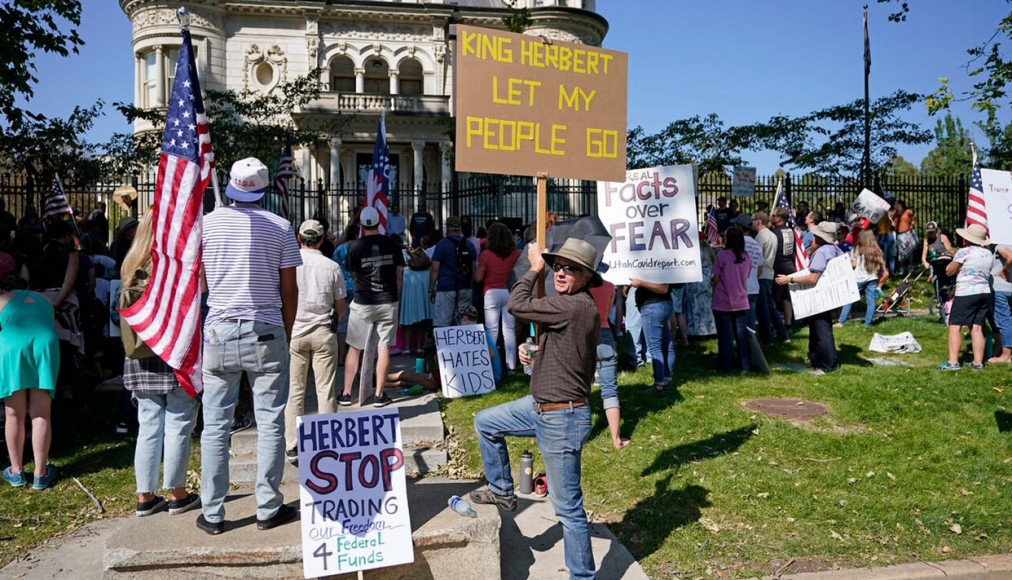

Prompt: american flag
[275,134,294,221]
[965,145,987,232]
[43,175,72,220]
[365,116,390,234]
[705,207,719,245]
[773,180,809,271]
[120,26,212,397]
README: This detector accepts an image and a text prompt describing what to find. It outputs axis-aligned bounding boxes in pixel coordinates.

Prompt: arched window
[329,55,355,92]
[363,57,389,94]
[399,58,423,96]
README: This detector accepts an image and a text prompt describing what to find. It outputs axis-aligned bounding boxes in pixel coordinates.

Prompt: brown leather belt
[533,399,587,414]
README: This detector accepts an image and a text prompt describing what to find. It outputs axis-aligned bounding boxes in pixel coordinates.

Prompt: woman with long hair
[711,227,752,372]
[119,212,201,516]
[838,229,889,327]
[474,223,521,373]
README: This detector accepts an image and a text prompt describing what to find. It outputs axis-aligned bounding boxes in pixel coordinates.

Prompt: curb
[762,554,1012,580]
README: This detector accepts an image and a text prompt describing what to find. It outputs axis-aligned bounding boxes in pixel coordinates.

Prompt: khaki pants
[285,325,339,450]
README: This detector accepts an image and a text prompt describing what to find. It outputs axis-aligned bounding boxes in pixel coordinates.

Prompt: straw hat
[955,223,990,246]
[541,238,602,288]
[810,221,838,244]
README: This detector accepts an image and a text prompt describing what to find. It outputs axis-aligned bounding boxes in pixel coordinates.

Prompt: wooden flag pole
[535,172,548,299]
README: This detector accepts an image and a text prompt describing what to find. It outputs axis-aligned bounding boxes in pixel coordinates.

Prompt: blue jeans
[640,300,675,386]
[714,310,751,372]
[994,291,1012,349]
[624,288,649,365]
[757,279,789,343]
[878,233,896,274]
[200,320,290,523]
[474,395,595,579]
[747,294,758,331]
[839,280,877,326]
[134,387,199,493]
[596,328,618,410]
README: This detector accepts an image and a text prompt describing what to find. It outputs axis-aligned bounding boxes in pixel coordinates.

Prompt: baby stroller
[927,253,954,321]
[876,267,928,318]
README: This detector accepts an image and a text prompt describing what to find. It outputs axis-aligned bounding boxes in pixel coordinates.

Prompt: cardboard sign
[982,168,1012,244]
[297,409,413,579]
[597,165,703,284]
[789,254,859,319]
[849,188,891,225]
[454,25,628,182]
[732,166,756,197]
[433,324,496,398]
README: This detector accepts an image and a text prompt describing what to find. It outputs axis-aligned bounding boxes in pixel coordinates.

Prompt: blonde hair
[856,228,883,273]
[120,211,155,289]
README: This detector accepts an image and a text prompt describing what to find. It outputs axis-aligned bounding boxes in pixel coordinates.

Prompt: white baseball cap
[226,157,269,202]
[360,206,380,228]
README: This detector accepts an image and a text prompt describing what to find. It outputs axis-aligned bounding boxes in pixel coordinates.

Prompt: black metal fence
[0,170,970,244]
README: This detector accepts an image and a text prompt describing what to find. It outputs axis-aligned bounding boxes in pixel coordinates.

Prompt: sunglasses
[551,263,582,275]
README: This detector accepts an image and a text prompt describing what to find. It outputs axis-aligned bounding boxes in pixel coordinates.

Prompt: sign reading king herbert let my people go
[454,25,628,182]
[297,409,412,579]
[597,165,703,285]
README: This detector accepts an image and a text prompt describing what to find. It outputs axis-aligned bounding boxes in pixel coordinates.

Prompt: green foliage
[920,114,973,177]
[877,0,910,22]
[501,0,533,34]
[626,114,750,177]
[0,100,105,188]
[885,155,920,178]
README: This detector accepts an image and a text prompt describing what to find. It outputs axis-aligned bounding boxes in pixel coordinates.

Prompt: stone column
[412,140,425,195]
[440,141,452,191]
[329,138,342,188]
[134,53,143,106]
[153,46,166,107]
[389,70,400,95]
[355,67,365,93]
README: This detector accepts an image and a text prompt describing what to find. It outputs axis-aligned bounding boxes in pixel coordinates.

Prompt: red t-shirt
[478,248,521,293]
[590,281,615,329]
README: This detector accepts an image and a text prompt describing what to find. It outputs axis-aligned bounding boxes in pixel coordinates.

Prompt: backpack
[450,236,473,287]
[118,270,156,360]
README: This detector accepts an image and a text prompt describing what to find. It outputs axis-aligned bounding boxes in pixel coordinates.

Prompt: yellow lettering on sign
[558,85,596,111]
[492,77,542,106]
[461,30,513,63]
[463,116,567,156]
[586,128,619,158]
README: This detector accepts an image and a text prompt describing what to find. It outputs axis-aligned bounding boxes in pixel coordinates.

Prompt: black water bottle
[518,450,534,494]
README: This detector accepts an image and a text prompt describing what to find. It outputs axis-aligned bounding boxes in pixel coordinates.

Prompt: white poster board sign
[597,164,703,285]
[849,188,891,224]
[433,324,496,398]
[297,409,413,579]
[789,255,860,319]
[982,168,1012,244]
[732,166,757,197]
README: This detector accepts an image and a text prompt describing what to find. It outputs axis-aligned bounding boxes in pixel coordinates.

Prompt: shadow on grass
[995,410,1012,433]
[611,475,711,563]
[641,424,756,477]
[838,344,873,367]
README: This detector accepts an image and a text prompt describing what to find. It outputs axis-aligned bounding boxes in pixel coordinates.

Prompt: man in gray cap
[470,237,601,580]
[283,219,347,464]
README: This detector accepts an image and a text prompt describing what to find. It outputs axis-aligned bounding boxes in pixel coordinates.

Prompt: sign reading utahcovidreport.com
[297,409,412,578]
[455,25,628,182]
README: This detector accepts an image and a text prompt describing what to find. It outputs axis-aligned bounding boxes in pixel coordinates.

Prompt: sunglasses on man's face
[551,263,581,275]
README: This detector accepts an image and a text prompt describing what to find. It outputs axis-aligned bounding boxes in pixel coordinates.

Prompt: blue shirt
[432,235,478,292]
[809,243,844,274]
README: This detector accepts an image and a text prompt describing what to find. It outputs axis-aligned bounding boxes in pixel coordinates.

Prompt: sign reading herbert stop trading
[297,409,412,579]
[981,168,1012,244]
[433,324,495,398]
[732,166,756,197]
[454,25,628,182]
[597,165,703,285]
[849,188,891,225]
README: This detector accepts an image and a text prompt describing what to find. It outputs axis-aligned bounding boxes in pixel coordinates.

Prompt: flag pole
[54,172,82,240]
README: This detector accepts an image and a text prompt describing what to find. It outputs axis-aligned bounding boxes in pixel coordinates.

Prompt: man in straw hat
[775,221,844,373]
[471,237,602,580]
[938,223,993,370]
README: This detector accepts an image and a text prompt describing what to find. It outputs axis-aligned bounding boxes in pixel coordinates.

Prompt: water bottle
[448,495,476,518]
[518,450,534,494]
[522,338,538,375]
[415,357,426,373]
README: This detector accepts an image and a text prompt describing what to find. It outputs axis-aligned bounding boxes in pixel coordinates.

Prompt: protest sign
[849,188,891,224]
[454,25,628,182]
[433,324,496,398]
[982,168,1012,244]
[732,166,756,197]
[297,409,412,579]
[789,255,859,319]
[597,164,703,285]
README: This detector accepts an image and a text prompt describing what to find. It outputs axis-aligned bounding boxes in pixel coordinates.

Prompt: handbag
[407,248,432,271]
[118,270,156,360]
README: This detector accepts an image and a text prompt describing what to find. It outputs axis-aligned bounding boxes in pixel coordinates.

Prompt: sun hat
[541,238,602,288]
[299,219,324,242]
[925,221,939,232]
[956,223,990,246]
[360,206,380,228]
[810,221,838,244]
[226,157,269,202]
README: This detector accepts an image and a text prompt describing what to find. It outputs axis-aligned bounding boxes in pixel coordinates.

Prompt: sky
[19,0,1012,174]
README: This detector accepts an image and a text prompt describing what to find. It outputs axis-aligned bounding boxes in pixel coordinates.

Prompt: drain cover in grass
[745,398,827,420]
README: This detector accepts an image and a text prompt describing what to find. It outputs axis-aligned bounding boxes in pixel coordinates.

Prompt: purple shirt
[712,249,752,312]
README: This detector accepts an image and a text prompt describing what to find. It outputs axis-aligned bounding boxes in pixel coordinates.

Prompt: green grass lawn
[442,313,1012,578]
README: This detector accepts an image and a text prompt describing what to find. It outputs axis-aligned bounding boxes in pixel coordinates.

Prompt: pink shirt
[478,248,520,293]
[711,249,751,312]
[590,281,615,329]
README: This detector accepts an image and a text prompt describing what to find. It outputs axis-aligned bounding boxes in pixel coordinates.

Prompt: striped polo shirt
[202,203,302,328]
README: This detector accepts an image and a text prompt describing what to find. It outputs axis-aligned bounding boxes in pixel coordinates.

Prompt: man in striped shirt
[197,158,302,535]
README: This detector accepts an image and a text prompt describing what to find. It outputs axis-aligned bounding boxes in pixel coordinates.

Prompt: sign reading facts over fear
[454,25,628,182]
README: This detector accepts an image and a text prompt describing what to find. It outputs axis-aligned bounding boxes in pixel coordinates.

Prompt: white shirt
[292,248,347,338]
[754,227,776,281]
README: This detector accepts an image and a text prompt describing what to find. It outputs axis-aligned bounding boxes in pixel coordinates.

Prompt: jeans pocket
[203,328,226,373]
[253,335,287,374]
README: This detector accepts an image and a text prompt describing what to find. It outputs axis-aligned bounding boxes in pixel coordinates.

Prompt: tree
[626,114,751,177]
[920,114,973,177]
[885,155,920,178]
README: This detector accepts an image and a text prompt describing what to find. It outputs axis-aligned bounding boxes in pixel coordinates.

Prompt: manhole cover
[744,398,828,420]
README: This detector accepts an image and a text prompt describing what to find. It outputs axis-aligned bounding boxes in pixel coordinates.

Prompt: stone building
[120,0,608,222]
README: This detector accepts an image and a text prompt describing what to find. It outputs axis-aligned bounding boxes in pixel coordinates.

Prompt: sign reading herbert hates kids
[454,25,628,182]
[297,409,412,579]
[597,165,703,285]
[433,324,496,398]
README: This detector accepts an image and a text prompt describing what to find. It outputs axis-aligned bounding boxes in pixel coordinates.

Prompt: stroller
[927,254,954,321]
[876,267,928,318]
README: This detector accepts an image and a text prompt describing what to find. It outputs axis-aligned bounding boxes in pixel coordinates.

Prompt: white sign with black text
[732,166,757,197]
[789,255,860,319]
[849,188,892,225]
[434,324,496,398]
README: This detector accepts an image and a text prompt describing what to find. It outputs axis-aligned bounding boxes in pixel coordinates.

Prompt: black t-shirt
[635,284,672,309]
[714,208,732,234]
[772,226,796,275]
[409,212,435,240]
[347,234,405,304]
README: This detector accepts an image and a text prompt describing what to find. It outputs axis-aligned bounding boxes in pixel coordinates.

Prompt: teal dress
[0,290,60,398]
